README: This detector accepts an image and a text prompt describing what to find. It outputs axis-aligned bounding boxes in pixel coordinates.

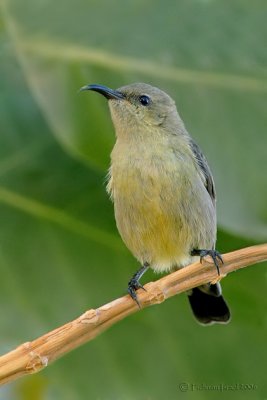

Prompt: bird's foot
[127,263,149,308]
[191,249,223,276]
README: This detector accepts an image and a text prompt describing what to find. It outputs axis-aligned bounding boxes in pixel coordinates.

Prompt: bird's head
[80,82,183,138]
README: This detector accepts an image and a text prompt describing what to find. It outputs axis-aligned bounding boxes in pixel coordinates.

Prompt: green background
[0,0,266,399]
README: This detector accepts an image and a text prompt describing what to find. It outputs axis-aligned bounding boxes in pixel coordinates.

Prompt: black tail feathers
[188,283,231,325]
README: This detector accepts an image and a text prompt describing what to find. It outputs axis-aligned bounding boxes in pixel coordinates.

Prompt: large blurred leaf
[2,0,267,239]
[0,1,267,399]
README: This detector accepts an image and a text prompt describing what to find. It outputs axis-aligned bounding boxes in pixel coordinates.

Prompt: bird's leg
[127,262,149,308]
[191,249,223,276]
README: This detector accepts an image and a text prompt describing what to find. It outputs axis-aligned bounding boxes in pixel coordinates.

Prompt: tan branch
[0,244,266,386]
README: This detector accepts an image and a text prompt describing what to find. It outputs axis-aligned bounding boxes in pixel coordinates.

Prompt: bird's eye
[139,95,151,106]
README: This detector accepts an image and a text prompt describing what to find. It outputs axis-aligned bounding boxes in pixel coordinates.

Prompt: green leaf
[2,0,267,239]
[1,1,267,399]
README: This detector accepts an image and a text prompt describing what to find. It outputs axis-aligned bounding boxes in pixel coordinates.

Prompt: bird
[80,82,231,325]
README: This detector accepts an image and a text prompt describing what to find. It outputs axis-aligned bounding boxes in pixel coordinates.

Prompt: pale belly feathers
[107,144,216,272]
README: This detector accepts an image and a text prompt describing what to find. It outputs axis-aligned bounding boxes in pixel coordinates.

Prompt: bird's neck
[110,124,193,168]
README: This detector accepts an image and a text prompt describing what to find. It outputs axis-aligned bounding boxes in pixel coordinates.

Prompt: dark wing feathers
[189,139,216,205]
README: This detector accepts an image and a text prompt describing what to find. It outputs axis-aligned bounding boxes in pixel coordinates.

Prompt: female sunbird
[81,83,230,325]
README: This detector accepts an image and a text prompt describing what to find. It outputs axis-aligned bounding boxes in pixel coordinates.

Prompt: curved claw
[127,283,141,308]
[127,278,147,309]
[191,249,223,276]
[127,264,149,308]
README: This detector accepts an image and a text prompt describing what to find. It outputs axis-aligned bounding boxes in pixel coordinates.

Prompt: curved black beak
[79,84,124,100]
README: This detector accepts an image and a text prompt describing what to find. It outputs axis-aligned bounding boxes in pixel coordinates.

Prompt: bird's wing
[189,139,216,205]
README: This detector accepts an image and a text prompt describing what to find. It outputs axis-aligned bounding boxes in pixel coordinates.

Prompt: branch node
[143,283,166,305]
[26,351,49,373]
[79,309,100,325]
